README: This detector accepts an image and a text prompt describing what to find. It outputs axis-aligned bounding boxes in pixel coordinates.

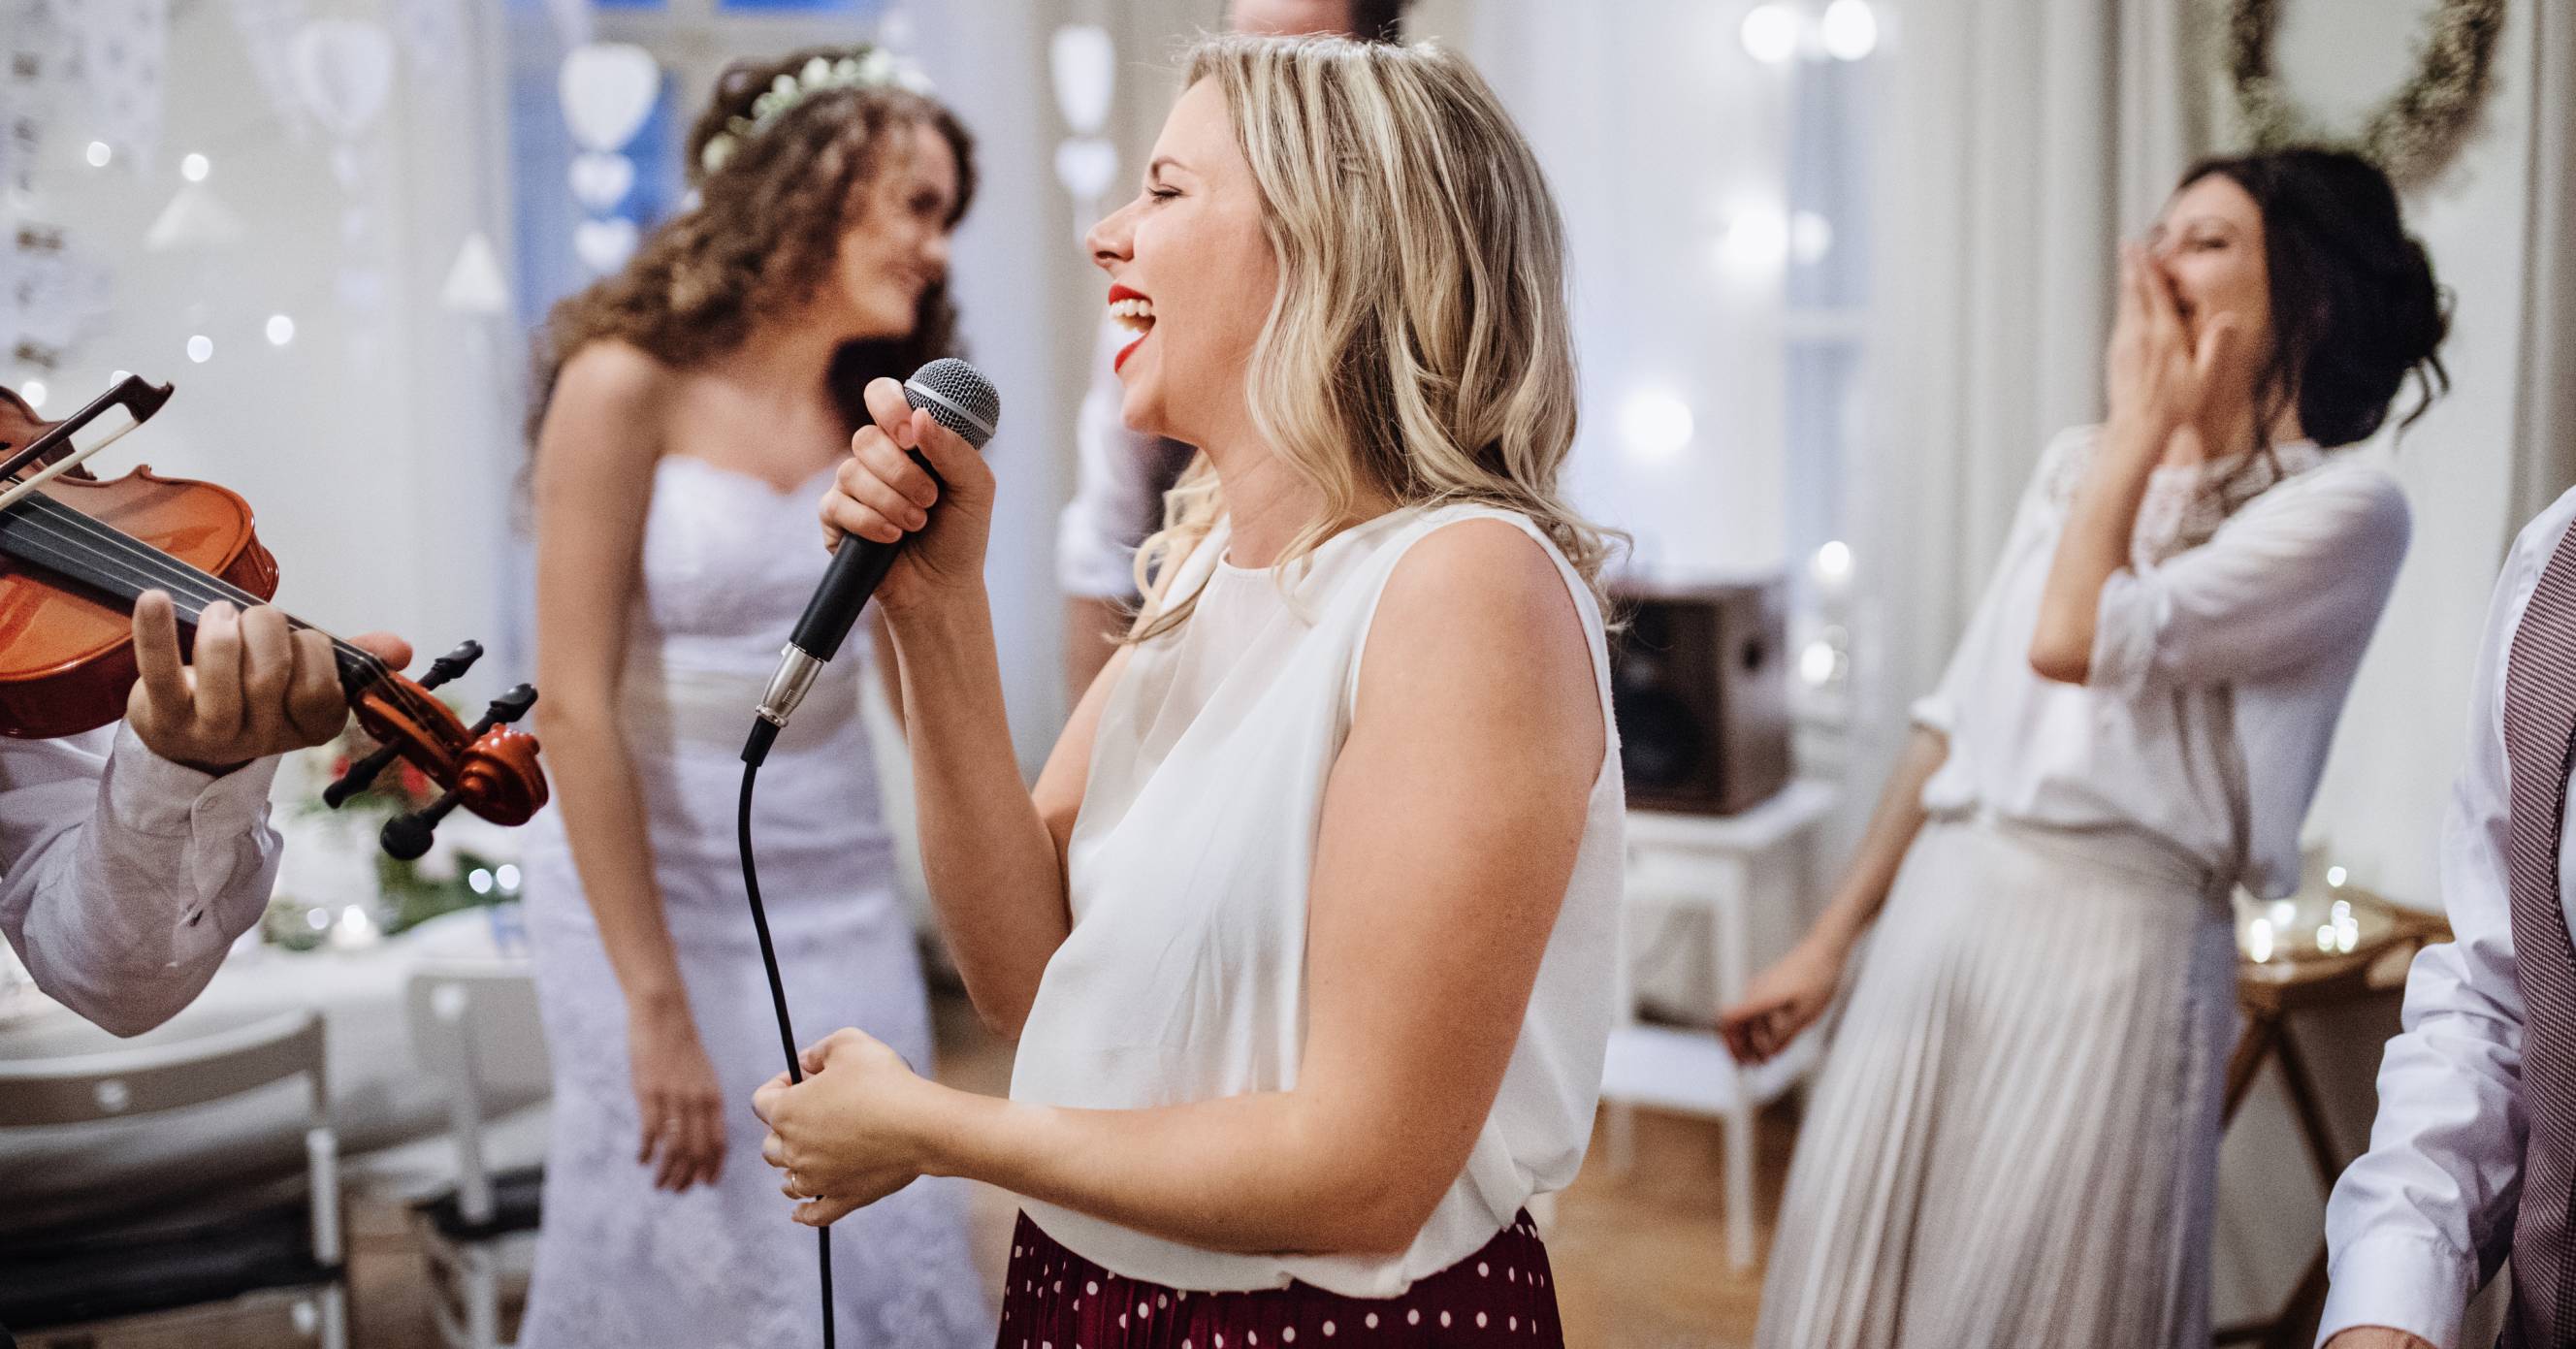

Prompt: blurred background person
[1722,148,2449,1347]
[517,45,988,1346]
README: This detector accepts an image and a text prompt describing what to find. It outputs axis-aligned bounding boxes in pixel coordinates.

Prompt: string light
[17,381,44,411]
[180,152,209,182]
[1740,3,1800,64]
[186,335,213,363]
[1814,539,1853,583]
[1819,0,1880,61]
[84,141,112,168]
[1722,205,1791,272]
[1800,638,1839,686]
[266,314,296,346]
[1619,389,1695,463]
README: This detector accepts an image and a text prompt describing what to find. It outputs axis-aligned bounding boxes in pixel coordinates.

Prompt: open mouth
[1108,283,1155,374]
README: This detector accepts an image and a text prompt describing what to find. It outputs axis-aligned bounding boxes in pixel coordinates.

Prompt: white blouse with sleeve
[1911,425,2410,898]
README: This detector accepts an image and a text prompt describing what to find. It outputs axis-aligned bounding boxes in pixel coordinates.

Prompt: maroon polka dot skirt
[995,1209,1564,1348]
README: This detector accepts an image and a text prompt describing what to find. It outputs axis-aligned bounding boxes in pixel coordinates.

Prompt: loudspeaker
[1609,579,1793,815]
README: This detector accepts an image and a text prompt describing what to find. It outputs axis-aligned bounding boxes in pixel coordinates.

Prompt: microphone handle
[787,448,943,662]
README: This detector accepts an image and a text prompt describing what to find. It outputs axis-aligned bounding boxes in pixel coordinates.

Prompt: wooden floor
[269,990,1787,1348]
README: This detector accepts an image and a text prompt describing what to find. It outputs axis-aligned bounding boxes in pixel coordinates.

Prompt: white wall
[22,0,523,706]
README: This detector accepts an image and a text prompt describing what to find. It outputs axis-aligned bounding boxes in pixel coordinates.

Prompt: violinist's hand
[125,590,413,776]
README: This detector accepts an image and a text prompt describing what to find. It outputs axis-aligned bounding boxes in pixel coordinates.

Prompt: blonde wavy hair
[1130,34,1617,639]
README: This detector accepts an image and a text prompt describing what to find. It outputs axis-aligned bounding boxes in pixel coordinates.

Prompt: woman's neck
[1199,428,1394,569]
[704,305,860,409]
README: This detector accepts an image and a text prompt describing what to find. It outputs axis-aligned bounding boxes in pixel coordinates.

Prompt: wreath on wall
[2226,0,2508,187]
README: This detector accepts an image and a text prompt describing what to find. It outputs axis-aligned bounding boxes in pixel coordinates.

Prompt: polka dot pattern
[995,1209,1563,1346]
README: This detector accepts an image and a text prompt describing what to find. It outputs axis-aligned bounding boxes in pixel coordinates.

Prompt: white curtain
[1843,0,2206,818]
[2512,0,2576,527]
[1465,0,1792,580]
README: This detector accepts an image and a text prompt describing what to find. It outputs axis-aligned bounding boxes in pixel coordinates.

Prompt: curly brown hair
[529,45,979,445]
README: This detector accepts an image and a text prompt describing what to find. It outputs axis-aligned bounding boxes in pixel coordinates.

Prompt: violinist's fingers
[190,601,246,737]
[237,606,296,745]
[130,591,191,717]
[284,626,346,746]
[346,630,411,670]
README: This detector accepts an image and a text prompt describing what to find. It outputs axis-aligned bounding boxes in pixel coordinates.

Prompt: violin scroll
[339,656,547,858]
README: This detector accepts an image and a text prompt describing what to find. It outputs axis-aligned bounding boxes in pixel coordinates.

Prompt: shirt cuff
[2088,566,2169,697]
[102,723,283,842]
[2315,1230,2481,1349]
[1907,692,1954,735]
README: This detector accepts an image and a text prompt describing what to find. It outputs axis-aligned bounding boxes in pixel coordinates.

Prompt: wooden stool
[2213,892,2449,1349]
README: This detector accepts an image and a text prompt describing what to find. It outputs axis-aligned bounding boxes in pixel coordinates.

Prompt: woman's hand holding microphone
[818,375,997,623]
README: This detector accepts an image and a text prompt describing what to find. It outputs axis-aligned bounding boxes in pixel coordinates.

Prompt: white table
[1600,780,1837,1269]
[0,906,532,1236]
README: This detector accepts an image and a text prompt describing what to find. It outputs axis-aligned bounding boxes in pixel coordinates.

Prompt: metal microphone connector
[756,644,823,728]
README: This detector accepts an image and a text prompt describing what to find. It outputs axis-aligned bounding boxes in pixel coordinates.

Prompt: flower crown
[698,49,936,176]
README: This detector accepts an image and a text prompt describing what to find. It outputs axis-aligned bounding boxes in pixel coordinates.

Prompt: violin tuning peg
[324,745,402,808]
[467,684,538,737]
[381,789,464,860]
[420,640,485,691]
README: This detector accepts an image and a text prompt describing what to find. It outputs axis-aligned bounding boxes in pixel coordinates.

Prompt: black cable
[737,728,834,1349]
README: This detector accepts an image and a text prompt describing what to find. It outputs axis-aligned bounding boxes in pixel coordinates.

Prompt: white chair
[0,1011,346,1348]
[1598,781,1837,1269]
[403,960,551,1349]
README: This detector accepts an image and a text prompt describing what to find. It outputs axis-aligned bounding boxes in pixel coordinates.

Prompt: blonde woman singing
[756,34,1624,1348]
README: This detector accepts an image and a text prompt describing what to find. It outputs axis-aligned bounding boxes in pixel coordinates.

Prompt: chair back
[0,1010,325,1129]
[404,961,549,1224]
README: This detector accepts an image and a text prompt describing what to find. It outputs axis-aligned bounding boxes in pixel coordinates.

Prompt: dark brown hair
[2179,146,2450,454]
[528,46,979,444]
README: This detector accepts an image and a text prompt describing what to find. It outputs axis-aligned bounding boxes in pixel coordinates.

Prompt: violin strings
[13,499,463,737]
[6,493,381,669]
[0,494,466,736]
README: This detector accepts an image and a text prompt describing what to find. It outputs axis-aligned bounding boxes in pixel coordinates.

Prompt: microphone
[746,358,999,765]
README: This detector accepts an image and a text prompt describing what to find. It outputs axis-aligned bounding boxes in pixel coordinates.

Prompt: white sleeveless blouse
[1008,502,1626,1299]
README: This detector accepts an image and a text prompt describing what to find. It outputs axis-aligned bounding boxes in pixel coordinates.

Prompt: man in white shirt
[1057,0,1411,696]
[1,593,408,1036]
[2321,484,2576,1349]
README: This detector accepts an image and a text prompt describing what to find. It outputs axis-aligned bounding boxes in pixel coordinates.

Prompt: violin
[0,374,547,857]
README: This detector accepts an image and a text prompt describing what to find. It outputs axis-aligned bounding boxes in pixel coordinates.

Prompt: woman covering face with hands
[1723,147,2449,1347]
[765,33,1623,1348]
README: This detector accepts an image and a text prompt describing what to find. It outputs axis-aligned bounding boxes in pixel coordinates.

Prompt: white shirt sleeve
[0,724,284,1036]
[2314,492,2576,1348]
[2090,466,2411,696]
[1057,320,1181,600]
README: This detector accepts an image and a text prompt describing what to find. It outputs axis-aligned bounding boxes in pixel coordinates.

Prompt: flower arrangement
[261,713,524,948]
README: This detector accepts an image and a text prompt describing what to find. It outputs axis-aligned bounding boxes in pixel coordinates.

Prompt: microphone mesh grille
[903,358,1001,450]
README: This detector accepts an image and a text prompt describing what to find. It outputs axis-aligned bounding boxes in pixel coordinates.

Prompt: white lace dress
[517,457,988,1348]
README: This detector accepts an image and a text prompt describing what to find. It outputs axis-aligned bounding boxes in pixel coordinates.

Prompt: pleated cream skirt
[1755,814,2239,1349]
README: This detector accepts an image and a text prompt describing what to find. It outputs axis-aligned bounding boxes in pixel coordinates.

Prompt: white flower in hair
[695,47,935,177]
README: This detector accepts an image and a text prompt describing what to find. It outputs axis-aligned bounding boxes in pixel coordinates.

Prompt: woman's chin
[1118,386,1169,440]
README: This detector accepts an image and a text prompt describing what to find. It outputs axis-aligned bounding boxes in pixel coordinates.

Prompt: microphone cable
[736,718,834,1349]
[729,360,994,1348]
